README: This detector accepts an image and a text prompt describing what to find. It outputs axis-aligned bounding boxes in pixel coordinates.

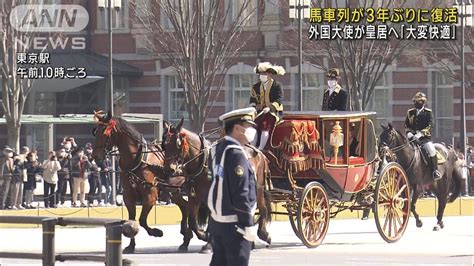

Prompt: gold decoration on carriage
[271,119,324,173]
[330,121,344,165]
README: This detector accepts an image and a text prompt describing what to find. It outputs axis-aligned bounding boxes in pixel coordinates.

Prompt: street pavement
[0,216,473,265]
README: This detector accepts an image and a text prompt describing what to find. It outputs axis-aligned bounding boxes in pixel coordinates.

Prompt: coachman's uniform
[322,68,347,111]
[207,135,257,266]
[250,62,286,150]
[250,80,283,130]
[405,107,433,144]
[405,91,441,180]
[322,85,348,111]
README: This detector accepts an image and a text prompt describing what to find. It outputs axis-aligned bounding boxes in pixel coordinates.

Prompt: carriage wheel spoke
[387,209,393,237]
[395,184,407,199]
[383,208,391,232]
[392,207,403,229]
[393,171,401,196]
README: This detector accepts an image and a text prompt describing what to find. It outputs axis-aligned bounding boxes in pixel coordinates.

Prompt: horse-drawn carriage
[93,109,414,253]
[260,111,411,248]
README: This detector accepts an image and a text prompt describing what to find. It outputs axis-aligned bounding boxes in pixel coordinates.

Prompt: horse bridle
[381,128,418,172]
[163,129,210,179]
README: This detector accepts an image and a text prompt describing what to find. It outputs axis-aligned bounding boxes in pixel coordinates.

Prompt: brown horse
[92,111,167,253]
[379,123,465,231]
[162,119,272,251]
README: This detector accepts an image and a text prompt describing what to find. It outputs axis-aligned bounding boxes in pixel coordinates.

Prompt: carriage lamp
[330,121,344,165]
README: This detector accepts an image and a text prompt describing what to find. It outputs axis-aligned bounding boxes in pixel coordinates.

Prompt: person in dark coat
[208,107,258,266]
[405,92,441,180]
[250,62,285,150]
[322,68,348,111]
[24,152,41,209]
[56,148,71,206]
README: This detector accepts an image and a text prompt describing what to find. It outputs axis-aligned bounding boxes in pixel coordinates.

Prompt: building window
[230,74,254,109]
[227,0,257,26]
[368,72,391,120]
[166,76,188,121]
[161,0,192,30]
[98,0,127,30]
[433,72,453,141]
[302,73,324,111]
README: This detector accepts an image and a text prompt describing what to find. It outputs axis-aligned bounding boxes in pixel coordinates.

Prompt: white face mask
[243,127,257,143]
[327,80,337,88]
[259,75,268,83]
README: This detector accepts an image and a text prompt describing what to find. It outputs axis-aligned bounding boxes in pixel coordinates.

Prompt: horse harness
[117,136,169,190]
[172,135,211,197]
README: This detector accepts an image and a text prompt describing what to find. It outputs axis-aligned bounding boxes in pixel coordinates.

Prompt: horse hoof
[433,225,440,231]
[178,245,188,253]
[123,246,135,254]
[438,221,444,229]
[257,230,270,244]
[199,244,212,254]
[150,228,163,237]
[416,220,423,228]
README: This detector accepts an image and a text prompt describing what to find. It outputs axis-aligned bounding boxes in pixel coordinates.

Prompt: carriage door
[345,118,369,193]
[322,118,348,191]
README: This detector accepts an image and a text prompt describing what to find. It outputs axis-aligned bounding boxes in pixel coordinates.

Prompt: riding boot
[258,131,270,150]
[430,156,442,181]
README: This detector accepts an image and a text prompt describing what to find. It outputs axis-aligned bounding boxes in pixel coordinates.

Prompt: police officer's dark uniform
[405,92,441,180]
[322,68,348,111]
[208,107,257,266]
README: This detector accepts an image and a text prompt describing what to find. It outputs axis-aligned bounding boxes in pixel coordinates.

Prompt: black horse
[379,123,465,231]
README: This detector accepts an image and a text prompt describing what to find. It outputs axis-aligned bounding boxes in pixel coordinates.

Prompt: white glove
[407,132,414,139]
[235,225,258,242]
[262,107,270,114]
[414,132,423,140]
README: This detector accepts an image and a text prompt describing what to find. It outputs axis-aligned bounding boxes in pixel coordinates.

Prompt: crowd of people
[0,137,119,210]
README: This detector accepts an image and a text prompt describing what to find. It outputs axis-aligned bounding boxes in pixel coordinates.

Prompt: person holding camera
[24,151,41,209]
[56,148,71,206]
[42,151,61,208]
[71,148,91,207]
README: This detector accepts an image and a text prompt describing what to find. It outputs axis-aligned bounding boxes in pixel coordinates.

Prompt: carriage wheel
[288,209,302,240]
[297,182,330,248]
[374,162,411,243]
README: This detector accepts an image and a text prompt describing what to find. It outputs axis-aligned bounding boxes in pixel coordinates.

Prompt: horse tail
[197,203,209,228]
[448,157,466,203]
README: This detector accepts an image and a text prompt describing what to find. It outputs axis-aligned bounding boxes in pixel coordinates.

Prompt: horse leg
[171,193,193,252]
[123,188,137,254]
[256,188,271,245]
[433,189,447,231]
[139,187,163,237]
[410,186,423,228]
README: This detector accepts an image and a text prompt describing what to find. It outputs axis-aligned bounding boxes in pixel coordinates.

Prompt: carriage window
[323,119,347,165]
[349,120,365,164]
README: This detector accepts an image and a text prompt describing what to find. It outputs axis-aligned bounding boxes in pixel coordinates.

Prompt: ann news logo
[9,4,89,50]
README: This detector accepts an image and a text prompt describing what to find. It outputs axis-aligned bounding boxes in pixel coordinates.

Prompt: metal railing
[0,215,132,265]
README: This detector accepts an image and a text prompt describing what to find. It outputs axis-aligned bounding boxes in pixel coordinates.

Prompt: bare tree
[1,0,37,152]
[281,0,418,111]
[132,0,261,131]
[1,0,70,151]
[422,27,474,91]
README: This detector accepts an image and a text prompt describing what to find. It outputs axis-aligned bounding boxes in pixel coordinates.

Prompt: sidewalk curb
[1,198,473,228]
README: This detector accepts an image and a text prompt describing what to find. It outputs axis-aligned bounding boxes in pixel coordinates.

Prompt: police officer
[322,68,347,111]
[405,92,441,180]
[208,107,258,266]
[250,62,285,150]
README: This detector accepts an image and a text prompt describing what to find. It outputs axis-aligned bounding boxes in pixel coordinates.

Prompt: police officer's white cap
[219,107,257,127]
